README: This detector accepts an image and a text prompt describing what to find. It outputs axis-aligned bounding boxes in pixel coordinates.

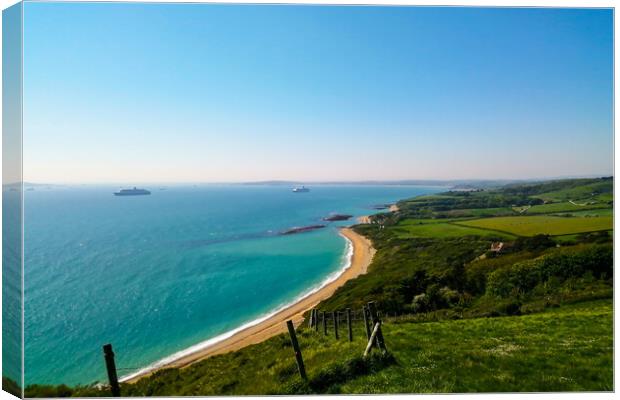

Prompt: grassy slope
[458,215,612,236]
[532,181,613,202]
[526,202,610,214]
[343,300,613,393]
[83,299,612,396]
[390,221,514,239]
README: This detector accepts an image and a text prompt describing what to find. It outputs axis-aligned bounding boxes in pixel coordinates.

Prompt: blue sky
[23,3,613,183]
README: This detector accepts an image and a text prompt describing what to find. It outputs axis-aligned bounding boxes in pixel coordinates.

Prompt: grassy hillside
[22,177,614,396]
[27,300,612,396]
[457,215,612,236]
[341,299,612,393]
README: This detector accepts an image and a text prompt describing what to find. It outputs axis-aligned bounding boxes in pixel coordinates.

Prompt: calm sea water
[23,184,441,385]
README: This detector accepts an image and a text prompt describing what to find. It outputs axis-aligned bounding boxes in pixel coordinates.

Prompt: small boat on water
[292,186,310,193]
[114,187,151,196]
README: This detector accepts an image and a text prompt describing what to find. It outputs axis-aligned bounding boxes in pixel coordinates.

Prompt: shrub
[512,234,556,252]
[486,244,612,298]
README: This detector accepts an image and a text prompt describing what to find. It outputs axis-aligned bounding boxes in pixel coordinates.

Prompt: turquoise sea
[23,184,441,385]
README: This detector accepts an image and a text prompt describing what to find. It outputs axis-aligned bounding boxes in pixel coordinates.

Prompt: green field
[390,221,511,239]
[526,202,609,214]
[555,209,614,217]
[594,193,613,202]
[532,181,612,202]
[341,300,612,393]
[397,218,455,225]
[458,215,612,237]
[441,207,515,218]
[404,194,457,201]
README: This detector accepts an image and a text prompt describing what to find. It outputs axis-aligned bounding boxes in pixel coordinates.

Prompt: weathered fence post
[314,309,319,332]
[363,322,382,358]
[367,302,387,351]
[102,344,121,397]
[346,308,353,342]
[362,306,371,340]
[308,309,314,329]
[332,311,339,339]
[286,320,307,380]
[322,311,327,335]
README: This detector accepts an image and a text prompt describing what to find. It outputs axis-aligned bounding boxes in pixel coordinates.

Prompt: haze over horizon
[22,4,613,184]
[16,173,612,187]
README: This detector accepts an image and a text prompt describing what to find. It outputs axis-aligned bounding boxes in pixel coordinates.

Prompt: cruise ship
[292,186,310,193]
[113,187,151,196]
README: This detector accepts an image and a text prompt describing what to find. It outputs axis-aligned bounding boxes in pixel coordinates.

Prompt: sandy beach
[125,227,375,383]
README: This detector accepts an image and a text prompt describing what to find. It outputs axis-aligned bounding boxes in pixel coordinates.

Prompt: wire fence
[100,302,388,396]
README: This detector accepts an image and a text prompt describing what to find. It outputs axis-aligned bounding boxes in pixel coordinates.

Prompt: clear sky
[23,3,613,184]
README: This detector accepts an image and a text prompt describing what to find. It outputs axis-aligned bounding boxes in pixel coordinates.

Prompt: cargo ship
[113,187,151,196]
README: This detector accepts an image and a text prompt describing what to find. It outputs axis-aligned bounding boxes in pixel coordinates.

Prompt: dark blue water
[23,184,441,385]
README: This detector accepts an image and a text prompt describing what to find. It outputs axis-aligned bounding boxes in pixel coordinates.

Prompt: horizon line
[6,174,613,187]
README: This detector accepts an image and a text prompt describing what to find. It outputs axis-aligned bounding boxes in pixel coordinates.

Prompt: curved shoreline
[122,227,375,383]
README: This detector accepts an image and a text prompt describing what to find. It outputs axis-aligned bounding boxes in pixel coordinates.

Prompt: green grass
[532,181,612,202]
[526,202,610,214]
[593,193,613,203]
[58,299,611,396]
[341,299,612,393]
[441,207,515,218]
[91,322,385,396]
[457,215,613,237]
[552,230,613,244]
[390,221,511,239]
[404,194,457,201]
[559,209,614,217]
[397,218,457,225]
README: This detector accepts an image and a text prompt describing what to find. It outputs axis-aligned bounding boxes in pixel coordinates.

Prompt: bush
[438,287,461,306]
[512,234,556,252]
[486,244,612,298]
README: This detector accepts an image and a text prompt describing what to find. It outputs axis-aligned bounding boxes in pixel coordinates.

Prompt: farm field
[593,193,613,203]
[525,202,609,214]
[397,218,454,225]
[532,181,612,202]
[457,215,612,237]
[442,207,515,218]
[560,209,614,217]
[390,221,512,239]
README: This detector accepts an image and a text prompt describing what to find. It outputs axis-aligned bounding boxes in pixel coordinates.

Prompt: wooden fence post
[308,309,314,329]
[346,308,353,342]
[367,302,387,351]
[363,322,382,358]
[286,320,307,380]
[314,309,319,332]
[102,344,120,397]
[332,311,339,339]
[362,306,371,340]
[322,311,327,335]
